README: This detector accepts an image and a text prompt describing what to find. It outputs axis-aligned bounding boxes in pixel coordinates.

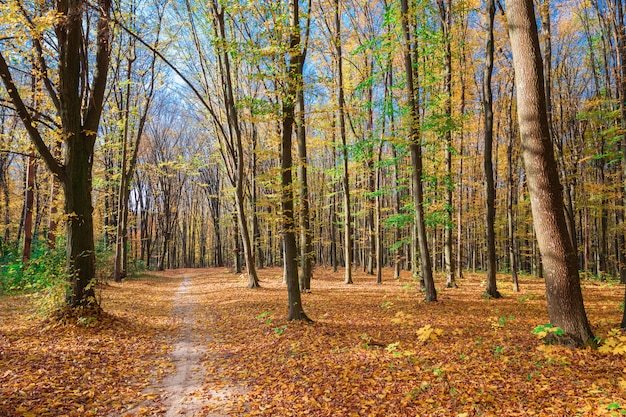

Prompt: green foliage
[532,323,564,339]
[497,316,515,327]
[384,212,413,230]
[273,325,286,336]
[257,310,272,325]
[0,241,65,294]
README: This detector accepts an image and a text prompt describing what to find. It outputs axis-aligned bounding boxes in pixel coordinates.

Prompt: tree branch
[0,51,65,181]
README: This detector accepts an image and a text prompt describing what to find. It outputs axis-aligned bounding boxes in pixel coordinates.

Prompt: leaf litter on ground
[1,267,625,416]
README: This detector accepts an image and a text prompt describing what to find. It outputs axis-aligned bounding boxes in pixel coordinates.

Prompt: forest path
[155,273,240,417]
[158,275,209,416]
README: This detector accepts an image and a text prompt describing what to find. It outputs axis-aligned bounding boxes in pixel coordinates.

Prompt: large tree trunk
[64,133,98,307]
[483,0,501,299]
[0,0,111,310]
[400,0,436,302]
[506,0,595,346]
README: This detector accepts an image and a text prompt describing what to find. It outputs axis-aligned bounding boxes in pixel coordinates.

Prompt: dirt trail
[158,275,209,416]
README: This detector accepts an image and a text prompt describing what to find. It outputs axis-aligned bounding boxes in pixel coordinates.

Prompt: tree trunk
[47,143,61,249]
[2,170,9,244]
[335,0,353,285]
[506,0,595,346]
[211,1,259,288]
[507,86,520,292]
[297,0,313,291]
[283,0,309,321]
[233,212,241,274]
[483,0,502,299]
[114,72,131,282]
[0,0,111,310]
[252,129,264,270]
[22,154,36,265]
[614,0,626,325]
[400,0,436,302]
[438,0,456,289]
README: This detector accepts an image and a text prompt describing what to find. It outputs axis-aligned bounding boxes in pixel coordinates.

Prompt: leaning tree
[506,0,595,346]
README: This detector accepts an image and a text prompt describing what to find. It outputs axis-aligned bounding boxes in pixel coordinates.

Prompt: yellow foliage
[416,324,444,344]
[390,311,415,324]
[598,330,626,356]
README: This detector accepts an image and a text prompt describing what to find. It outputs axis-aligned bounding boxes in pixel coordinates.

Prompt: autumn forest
[1,0,626,415]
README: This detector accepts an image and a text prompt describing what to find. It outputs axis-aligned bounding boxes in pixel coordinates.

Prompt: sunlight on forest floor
[1,267,625,416]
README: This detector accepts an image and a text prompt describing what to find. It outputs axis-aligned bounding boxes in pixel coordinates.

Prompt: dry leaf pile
[1,267,625,416]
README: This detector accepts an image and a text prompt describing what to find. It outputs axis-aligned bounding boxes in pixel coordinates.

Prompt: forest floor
[1,267,625,416]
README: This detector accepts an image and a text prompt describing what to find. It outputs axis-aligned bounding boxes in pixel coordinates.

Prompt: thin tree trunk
[114,55,133,282]
[438,0,456,288]
[507,85,520,292]
[211,1,259,288]
[298,0,313,291]
[330,141,338,273]
[252,132,265,271]
[22,154,36,265]
[614,0,626,325]
[335,0,353,284]
[47,143,61,249]
[483,0,501,299]
[401,0,436,301]
[233,212,241,274]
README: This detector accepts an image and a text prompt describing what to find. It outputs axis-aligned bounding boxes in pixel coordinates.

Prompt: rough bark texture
[506,0,595,346]
[0,0,111,309]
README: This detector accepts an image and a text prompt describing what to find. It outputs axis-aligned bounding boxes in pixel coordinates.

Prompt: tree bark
[297,0,313,291]
[614,0,626,326]
[400,0,436,301]
[438,0,456,289]
[335,0,353,285]
[507,84,520,292]
[21,154,36,265]
[284,0,310,321]
[506,0,595,346]
[0,0,111,309]
[210,1,259,288]
[483,0,502,299]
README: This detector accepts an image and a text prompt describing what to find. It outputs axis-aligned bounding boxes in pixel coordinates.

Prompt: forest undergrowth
[1,267,625,416]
